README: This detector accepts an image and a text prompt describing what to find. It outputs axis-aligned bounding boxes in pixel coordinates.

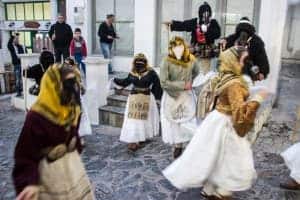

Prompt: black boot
[280,178,300,190]
[173,147,183,159]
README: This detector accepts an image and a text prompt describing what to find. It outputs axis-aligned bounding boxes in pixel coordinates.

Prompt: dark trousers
[54,47,70,63]
[74,53,86,77]
[100,42,113,73]
[14,64,22,95]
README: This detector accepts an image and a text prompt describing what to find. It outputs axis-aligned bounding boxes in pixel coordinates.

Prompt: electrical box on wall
[74,7,85,25]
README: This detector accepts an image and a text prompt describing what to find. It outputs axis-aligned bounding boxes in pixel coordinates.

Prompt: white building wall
[65,0,92,55]
[258,0,288,94]
[281,2,300,60]
[0,1,11,70]
[134,0,157,67]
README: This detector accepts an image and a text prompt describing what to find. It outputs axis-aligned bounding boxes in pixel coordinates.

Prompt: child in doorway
[70,28,87,77]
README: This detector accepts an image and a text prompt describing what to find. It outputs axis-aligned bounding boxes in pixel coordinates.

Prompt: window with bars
[5,1,51,53]
[94,0,135,56]
[5,1,51,21]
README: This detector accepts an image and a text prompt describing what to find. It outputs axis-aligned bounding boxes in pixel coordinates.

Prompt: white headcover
[172,45,185,60]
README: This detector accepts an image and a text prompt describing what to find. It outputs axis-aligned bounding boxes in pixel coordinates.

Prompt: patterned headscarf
[216,47,249,89]
[31,64,81,131]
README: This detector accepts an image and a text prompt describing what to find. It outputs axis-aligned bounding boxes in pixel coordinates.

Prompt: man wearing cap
[221,17,270,81]
[165,2,221,75]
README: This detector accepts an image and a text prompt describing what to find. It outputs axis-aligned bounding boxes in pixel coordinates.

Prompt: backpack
[196,74,242,119]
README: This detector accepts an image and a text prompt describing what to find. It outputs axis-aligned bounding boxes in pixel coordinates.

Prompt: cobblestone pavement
[1,64,300,200]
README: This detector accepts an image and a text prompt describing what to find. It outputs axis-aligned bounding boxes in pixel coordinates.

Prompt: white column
[12,54,40,110]
[258,0,288,94]
[85,0,93,55]
[84,57,109,125]
[50,0,58,23]
[65,0,92,55]
[134,0,157,66]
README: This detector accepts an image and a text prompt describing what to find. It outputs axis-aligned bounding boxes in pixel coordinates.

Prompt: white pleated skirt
[119,93,160,143]
[163,110,257,191]
[281,142,300,183]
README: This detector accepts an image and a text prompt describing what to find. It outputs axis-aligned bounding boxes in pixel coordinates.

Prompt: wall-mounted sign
[24,21,40,29]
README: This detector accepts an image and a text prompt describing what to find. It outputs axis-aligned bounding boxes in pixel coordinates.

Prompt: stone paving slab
[1,64,300,200]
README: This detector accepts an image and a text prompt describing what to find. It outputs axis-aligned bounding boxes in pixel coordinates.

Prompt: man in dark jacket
[48,14,73,63]
[98,14,118,74]
[7,33,27,96]
[221,17,270,81]
[166,2,221,74]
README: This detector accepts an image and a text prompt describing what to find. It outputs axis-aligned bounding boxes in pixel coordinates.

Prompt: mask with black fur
[132,53,149,74]
[198,2,212,24]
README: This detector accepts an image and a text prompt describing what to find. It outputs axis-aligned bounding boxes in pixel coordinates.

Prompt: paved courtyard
[1,64,300,200]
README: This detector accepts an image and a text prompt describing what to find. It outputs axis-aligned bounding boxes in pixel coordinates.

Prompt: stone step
[107,94,128,108]
[114,88,131,96]
[99,105,125,128]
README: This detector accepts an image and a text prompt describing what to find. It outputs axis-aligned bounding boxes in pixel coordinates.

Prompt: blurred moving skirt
[163,110,256,192]
[38,151,95,200]
[79,95,92,137]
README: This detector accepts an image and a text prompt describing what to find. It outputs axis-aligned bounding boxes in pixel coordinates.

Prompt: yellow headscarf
[167,36,195,67]
[31,64,81,130]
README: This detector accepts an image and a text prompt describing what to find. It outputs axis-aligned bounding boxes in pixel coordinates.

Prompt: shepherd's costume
[170,2,221,74]
[113,54,162,151]
[12,64,94,199]
[160,36,199,158]
[163,48,264,199]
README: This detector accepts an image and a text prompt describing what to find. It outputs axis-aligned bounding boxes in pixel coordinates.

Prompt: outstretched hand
[163,22,172,27]
[184,81,193,90]
[16,185,39,200]
[257,90,269,99]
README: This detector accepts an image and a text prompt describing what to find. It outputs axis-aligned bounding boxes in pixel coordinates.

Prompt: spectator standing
[98,14,118,74]
[70,28,87,77]
[48,14,73,63]
[7,33,27,97]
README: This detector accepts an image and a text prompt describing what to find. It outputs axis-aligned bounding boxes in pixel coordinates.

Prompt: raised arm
[171,18,197,32]
[227,83,261,137]
[114,74,133,88]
